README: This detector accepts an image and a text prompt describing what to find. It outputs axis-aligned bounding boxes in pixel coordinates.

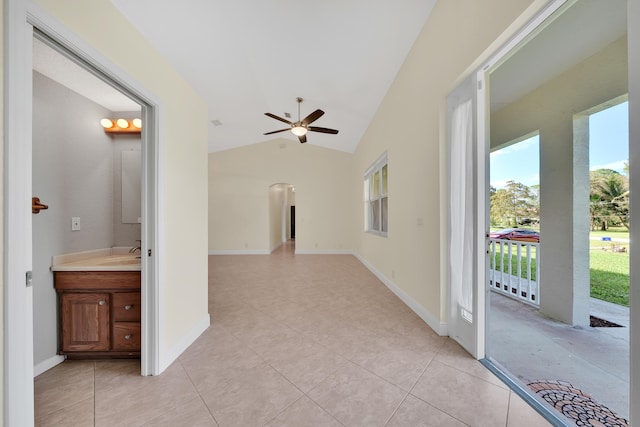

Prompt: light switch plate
[71,217,81,231]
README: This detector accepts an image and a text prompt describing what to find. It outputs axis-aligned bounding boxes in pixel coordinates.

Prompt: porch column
[538,117,590,326]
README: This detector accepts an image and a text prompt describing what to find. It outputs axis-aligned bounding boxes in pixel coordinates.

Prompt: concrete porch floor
[488,292,629,423]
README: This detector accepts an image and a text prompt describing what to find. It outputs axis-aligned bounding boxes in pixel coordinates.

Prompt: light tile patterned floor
[34,241,550,426]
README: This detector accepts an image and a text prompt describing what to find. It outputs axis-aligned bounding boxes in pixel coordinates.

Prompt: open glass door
[446,74,485,358]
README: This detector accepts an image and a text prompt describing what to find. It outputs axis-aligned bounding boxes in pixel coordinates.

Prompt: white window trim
[364,152,388,236]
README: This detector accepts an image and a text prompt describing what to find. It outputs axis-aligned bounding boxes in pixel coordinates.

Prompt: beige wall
[352,0,536,329]
[268,184,286,251]
[209,139,353,253]
[34,0,209,360]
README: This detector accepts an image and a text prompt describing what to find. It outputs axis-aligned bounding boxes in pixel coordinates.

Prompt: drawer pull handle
[124,305,132,310]
[125,334,132,340]
[98,300,106,306]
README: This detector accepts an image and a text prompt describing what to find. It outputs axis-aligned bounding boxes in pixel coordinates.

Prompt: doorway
[483,0,630,424]
[32,36,144,374]
[268,183,295,251]
[4,12,161,425]
[291,206,296,239]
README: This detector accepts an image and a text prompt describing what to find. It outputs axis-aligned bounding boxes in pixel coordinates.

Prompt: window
[364,153,388,235]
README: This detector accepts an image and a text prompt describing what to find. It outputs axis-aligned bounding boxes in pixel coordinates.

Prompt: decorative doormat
[528,380,628,426]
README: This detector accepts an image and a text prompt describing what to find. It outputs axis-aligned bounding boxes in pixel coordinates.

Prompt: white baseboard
[354,253,448,336]
[209,250,270,255]
[270,242,283,253]
[209,249,354,255]
[159,313,210,372]
[34,355,65,377]
[295,249,355,255]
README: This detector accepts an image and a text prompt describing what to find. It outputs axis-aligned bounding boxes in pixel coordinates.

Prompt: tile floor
[34,241,550,426]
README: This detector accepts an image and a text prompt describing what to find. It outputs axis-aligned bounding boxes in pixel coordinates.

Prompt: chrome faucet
[129,240,142,255]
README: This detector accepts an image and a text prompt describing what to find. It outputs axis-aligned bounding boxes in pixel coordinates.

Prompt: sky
[490,101,629,188]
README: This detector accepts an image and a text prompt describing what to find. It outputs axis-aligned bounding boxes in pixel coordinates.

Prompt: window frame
[364,152,388,236]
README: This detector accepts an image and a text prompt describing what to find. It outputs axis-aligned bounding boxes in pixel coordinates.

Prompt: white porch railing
[489,238,540,306]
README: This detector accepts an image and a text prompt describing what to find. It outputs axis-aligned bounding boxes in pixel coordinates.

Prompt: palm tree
[590,169,629,230]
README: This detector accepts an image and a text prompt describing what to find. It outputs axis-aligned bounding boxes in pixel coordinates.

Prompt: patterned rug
[528,380,628,427]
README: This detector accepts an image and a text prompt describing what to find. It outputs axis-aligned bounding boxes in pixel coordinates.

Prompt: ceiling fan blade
[264,128,290,135]
[265,112,292,125]
[298,134,307,143]
[301,109,324,126]
[308,126,339,134]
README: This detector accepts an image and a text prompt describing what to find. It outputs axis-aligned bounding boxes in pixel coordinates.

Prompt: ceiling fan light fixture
[291,126,307,136]
[264,97,338,143]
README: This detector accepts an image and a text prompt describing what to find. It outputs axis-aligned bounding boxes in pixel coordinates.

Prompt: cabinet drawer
[55,271,141,291]
[113,292,141,321]
[113,322,141,351]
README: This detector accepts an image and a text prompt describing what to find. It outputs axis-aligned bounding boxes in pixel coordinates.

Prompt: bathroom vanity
[52,248,141,359]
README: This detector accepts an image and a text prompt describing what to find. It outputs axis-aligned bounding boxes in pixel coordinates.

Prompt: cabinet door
[61,293,110,351]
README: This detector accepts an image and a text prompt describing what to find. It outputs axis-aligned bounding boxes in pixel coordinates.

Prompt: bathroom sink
[52,254,141,271]
[51,249,142,271]
[96,257,141,266]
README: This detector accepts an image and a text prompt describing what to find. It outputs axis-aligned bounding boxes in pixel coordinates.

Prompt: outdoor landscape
[489,169,630,306]
[490,102,630,308]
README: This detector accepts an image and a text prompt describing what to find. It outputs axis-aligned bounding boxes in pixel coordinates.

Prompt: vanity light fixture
[100,118,114,129]
[100,118,142,134]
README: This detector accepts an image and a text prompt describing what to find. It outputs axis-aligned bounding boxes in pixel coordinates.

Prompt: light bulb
[116,119,129,129]
[100,118,114,129]
[132,118,142,129]
[291,126,307,136]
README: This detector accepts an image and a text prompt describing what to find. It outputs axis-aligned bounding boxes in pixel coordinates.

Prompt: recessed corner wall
[209,139,354,254]
[352,0,537,330]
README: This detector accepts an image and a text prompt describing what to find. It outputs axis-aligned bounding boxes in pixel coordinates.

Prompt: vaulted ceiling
[33,1,627,154]
[109,0,437,153]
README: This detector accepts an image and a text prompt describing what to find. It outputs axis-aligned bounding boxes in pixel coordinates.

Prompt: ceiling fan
[264,97,339,143]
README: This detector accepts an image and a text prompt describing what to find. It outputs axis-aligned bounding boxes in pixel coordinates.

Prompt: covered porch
[488,291,629,425]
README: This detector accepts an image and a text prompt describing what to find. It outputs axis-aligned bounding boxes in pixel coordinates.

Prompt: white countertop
[51,247,141,271]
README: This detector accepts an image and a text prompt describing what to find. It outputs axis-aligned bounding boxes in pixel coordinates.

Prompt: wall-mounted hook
[32,197,49,214]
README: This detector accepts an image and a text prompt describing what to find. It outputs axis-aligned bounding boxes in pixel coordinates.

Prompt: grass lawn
[589,227,629,306]
[589,226,629,240]
[491,249,538,281]
[590,240,628,250]
[590,250,629,306]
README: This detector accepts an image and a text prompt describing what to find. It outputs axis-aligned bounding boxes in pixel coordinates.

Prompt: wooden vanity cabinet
[54,271,141,358]
[60,292,110,351]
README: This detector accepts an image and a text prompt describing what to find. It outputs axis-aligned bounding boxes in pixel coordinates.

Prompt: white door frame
[476,1,639,424]
[4,1,36,425]
[469,0,569,361]
[4,2,163,424]
[281,200,287,243]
